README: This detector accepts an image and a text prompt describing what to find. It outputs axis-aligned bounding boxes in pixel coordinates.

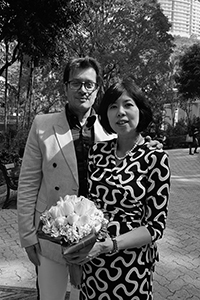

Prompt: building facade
[158,0,200,38]
[164,99,200,127]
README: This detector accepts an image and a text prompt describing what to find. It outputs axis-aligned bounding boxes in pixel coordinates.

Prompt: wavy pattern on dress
[81,139,170,300]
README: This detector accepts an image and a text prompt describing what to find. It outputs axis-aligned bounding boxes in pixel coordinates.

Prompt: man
[17,56,115,300]
[17,56,160,300]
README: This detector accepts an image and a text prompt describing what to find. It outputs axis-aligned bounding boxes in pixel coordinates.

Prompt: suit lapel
[53,111,78,185]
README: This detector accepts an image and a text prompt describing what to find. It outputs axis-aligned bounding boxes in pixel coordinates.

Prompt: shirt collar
[65,104,96,129]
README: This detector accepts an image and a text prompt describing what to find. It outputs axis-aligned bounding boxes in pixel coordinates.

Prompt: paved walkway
[0,148,200,299]
[154,148,200,300]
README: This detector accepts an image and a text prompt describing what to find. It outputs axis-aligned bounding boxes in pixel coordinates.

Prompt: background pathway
[154,149,200,300]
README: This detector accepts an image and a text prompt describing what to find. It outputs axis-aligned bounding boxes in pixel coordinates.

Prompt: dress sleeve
[145,150,170,243]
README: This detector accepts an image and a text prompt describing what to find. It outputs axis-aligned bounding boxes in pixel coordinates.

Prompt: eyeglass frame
[66,80,99,92]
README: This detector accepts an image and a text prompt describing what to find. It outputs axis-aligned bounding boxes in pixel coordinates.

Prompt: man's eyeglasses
[67,80,98,92]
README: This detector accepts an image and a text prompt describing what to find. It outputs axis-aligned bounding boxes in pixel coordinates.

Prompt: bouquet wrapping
[37,195,108,288]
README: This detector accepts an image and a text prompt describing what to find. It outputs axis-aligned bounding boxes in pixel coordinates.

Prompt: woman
[71,77,170,299]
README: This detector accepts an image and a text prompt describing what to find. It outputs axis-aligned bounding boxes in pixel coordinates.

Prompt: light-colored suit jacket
[17,110,115,264]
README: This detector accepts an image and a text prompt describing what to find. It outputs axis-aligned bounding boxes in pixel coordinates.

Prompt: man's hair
[63,56,103,86]
[98,77,153,134]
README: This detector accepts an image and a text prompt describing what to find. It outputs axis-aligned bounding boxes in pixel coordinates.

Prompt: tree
[0,0,83,131]
[0,0,175,149]
[66,0,174,85]
[0,0,83,73]
[174,43,200,129]
[65,0,174,131]
[175,43,200,99]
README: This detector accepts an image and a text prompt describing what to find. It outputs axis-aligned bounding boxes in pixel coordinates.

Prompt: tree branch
[0,43,19,76]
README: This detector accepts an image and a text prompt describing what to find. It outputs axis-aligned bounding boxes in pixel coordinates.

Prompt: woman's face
[107,91,140,136]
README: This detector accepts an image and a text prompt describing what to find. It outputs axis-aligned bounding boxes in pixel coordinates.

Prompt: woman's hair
[98,77,153,134]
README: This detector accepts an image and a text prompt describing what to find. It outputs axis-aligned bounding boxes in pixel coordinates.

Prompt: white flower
[54,216,68,227]
[74,197,95,216]
[49,205,63,219]
[40,195,108,245]
[76,214,90,226]
[57,197,75,216]
[66,213,79,225]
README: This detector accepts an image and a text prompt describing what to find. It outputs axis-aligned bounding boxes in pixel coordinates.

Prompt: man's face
[65,67,99,115]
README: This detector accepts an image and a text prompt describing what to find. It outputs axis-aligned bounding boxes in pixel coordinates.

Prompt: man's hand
[25,243,40,266]
[145,136,163,149]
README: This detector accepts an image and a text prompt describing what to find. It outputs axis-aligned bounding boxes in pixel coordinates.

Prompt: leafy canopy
[0,0,83,66]
[176,43,200,99]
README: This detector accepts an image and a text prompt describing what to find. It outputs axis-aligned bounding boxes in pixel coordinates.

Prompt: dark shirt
[65,104,96,197]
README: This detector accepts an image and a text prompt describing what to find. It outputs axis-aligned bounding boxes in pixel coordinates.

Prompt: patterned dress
[80,139,170,300]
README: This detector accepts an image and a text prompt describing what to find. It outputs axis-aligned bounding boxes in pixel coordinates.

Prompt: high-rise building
[158,0,200,38]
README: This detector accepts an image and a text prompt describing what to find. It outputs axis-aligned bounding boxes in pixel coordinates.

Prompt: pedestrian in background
[186,127,199,155]
[186,129,194,155]
[193,128,199,154]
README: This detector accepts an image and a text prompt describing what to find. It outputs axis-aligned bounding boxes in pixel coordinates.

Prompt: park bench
[0,160,21,209]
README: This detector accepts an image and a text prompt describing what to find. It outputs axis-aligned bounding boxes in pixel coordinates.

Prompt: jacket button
[53,163,57,168]
[55,186,59,191]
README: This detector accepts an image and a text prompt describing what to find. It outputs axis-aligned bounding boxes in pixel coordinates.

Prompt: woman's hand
[86,235,113,259]
[64,236,113,265]
[64,242,94,265]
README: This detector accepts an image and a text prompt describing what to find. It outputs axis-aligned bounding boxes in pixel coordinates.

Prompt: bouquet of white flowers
[38,194,108,245]
[37,195,108,288]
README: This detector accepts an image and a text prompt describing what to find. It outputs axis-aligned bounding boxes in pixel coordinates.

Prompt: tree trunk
[27,59,34,129]
[4,41,9,133]
[22,57,34,129]
[16,57,23,130]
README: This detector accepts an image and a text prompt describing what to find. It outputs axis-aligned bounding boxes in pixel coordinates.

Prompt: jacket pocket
[35,199,47,213]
